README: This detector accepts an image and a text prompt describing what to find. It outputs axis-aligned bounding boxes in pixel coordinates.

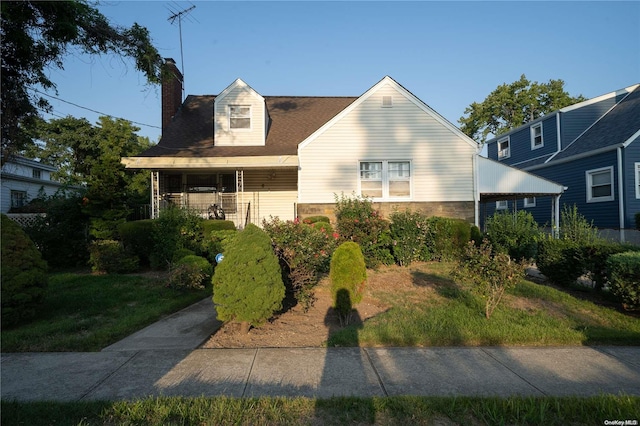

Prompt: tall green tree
[0,0,164,163]
[459,75,586,143]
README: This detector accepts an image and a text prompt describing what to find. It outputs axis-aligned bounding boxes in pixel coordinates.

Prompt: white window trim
[496,200,508,210]
[530,123,543,150]
[523,197,536,208]
[228,105,252,131]
[358,160,411,200]
[497,136,510,160]
[636,162,640,199]
[586,166,614,203]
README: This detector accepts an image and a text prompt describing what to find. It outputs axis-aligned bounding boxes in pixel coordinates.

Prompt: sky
[42,1,640,143]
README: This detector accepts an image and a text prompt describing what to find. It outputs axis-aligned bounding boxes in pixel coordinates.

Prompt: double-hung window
[635,162,640,199]
[496,200,508,210]
[11,191,27,209]
[229,105,251,129]
[359,160,411,199]
[530,123,543,149]
[523,197,536,208]
[586,166,614,203]
[497,137,510,160]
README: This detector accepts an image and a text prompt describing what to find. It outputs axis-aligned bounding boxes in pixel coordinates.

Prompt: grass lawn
[2,395,638,425]
[328,262,640,347]
[1,272,210,352]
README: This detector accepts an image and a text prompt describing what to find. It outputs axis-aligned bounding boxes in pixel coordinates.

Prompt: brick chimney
[162,58,184,133]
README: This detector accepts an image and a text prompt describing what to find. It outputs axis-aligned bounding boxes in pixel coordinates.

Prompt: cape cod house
[485,84,640,237]
[123,59,566,229]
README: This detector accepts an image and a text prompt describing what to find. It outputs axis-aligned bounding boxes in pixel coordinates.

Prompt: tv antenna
[166,2,197,100]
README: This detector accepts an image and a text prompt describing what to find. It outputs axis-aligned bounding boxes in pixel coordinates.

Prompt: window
[382,96,393,108]
[586,166,614,203]
[32,169,42,179]
[359,160,411,199]
[229,105,250,129]
[636,163,640,199]
[498,137,510,160]
[496,200,508,210]
[530,123,543,149]
[524,197,536,208]
[11,191,27,209]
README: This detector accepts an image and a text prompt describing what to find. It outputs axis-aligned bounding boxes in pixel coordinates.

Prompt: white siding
[243,168,297,224]
[298,82,477,203]
[214,80,266,146]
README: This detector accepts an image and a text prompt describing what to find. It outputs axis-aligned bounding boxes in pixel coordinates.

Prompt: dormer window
[229,105,251,129]
[498,137,510,160]
[531,123,543,149]
[32,169,41,179]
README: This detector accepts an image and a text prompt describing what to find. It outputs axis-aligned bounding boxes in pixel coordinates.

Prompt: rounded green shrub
[118,220,155,265]
[330,242,367,321]
[303,215,331,224]
[88,240,139,274]
[311,221,333,234]
[485,210,541,261]
[1,214,48,327]
[202,220,237,235]
[212,224,285,331]
[170,255,213,289]
[202,230,238,264]
[389,210,433,266]
[426,217,472,261]
[607,251,640,310]
[536,237,584,286]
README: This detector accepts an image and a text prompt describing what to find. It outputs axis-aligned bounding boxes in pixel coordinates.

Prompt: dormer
[214,79,268,146]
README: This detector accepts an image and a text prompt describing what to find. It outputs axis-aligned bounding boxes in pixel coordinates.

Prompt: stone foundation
[297,201,475,223]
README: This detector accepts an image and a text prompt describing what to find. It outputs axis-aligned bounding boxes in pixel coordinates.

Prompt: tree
[459,75,586,143]
[1,0,164,162]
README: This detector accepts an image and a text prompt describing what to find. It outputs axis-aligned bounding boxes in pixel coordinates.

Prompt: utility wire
[31,89,161,129]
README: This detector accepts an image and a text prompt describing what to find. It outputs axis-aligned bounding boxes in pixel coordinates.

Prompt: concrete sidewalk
[2,296,640,402]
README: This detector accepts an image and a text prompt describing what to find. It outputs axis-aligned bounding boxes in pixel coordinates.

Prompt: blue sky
[43,1,640,143]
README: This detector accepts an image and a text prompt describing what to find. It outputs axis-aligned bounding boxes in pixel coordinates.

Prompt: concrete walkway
[2,298,640,402]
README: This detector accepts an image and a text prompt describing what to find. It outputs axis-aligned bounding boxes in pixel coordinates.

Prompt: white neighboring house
[1,155,71,213]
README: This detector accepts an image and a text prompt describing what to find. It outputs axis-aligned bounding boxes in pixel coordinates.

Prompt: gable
[213,79,267,146]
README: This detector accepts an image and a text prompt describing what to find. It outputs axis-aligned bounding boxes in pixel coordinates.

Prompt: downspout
[617,147,625,240]
[553,193,562,238]
[472,154,479,227]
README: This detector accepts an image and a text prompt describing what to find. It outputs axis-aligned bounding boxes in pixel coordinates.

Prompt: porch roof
[122,155,299,170]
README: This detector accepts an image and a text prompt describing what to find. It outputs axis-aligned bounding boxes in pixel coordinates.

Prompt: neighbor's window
[498,137,510,160]
[524,197,536,208]
[636,162,640,199]
[530,123,543,149]
[229,105,251,129]
[586,166,614,203]
[360,160,411,199]
[496,200,508,210]
[11,190,27,209]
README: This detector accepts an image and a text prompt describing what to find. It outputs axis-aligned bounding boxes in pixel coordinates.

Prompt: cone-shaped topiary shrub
[212,223,285,332]
[1,214,48,327]
[330,241,366,324]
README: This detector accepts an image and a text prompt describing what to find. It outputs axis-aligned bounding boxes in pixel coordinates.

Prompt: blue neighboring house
[485,84,640,234]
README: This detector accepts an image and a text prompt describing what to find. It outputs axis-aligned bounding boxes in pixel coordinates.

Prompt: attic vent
[382,96,393,108]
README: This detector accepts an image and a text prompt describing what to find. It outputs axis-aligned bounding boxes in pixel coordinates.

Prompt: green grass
[1,395,637,425]
[1,272,209,352]
[328,262,640,347]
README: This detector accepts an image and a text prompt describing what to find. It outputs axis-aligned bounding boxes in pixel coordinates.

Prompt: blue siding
[624,141,640,228]
[560,96,621,149]
[527,151,620,228]
[486,115,559,164]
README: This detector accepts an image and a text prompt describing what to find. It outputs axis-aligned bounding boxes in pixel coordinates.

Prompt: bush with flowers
[389,209,434,266]
[334,193,394,268]
[262,216,339,310]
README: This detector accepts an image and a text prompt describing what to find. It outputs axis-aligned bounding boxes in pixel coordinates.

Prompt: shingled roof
[549,85,640,163]
[140,95,357,158]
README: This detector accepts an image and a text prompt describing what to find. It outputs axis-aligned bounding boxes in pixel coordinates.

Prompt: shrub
[311,221,333,234]
[202,230,238,264]
[202,220,236,235]
[302,215,331,224]
[212,224,285,332]
[485,210,541,261]
[426,217,471,261]
[536,236,584,286]
[582,241,638,291]
[150,207,204,269]
[607,251,640,310]
[88,240,139,274]
[560,204,600,244]
[118,220,155,266]
[330,242,367,325]
[169,255,213,290]
[453,240,524,319]
[23,193,90,268]
[1,215,49,327]
[334,193,393,268]
[636,212,640,231]
[262,217,338,310]
[470,225,483,246]
[389,210,433,266]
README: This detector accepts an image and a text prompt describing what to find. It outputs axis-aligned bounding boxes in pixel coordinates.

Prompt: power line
[31,89,161,129]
